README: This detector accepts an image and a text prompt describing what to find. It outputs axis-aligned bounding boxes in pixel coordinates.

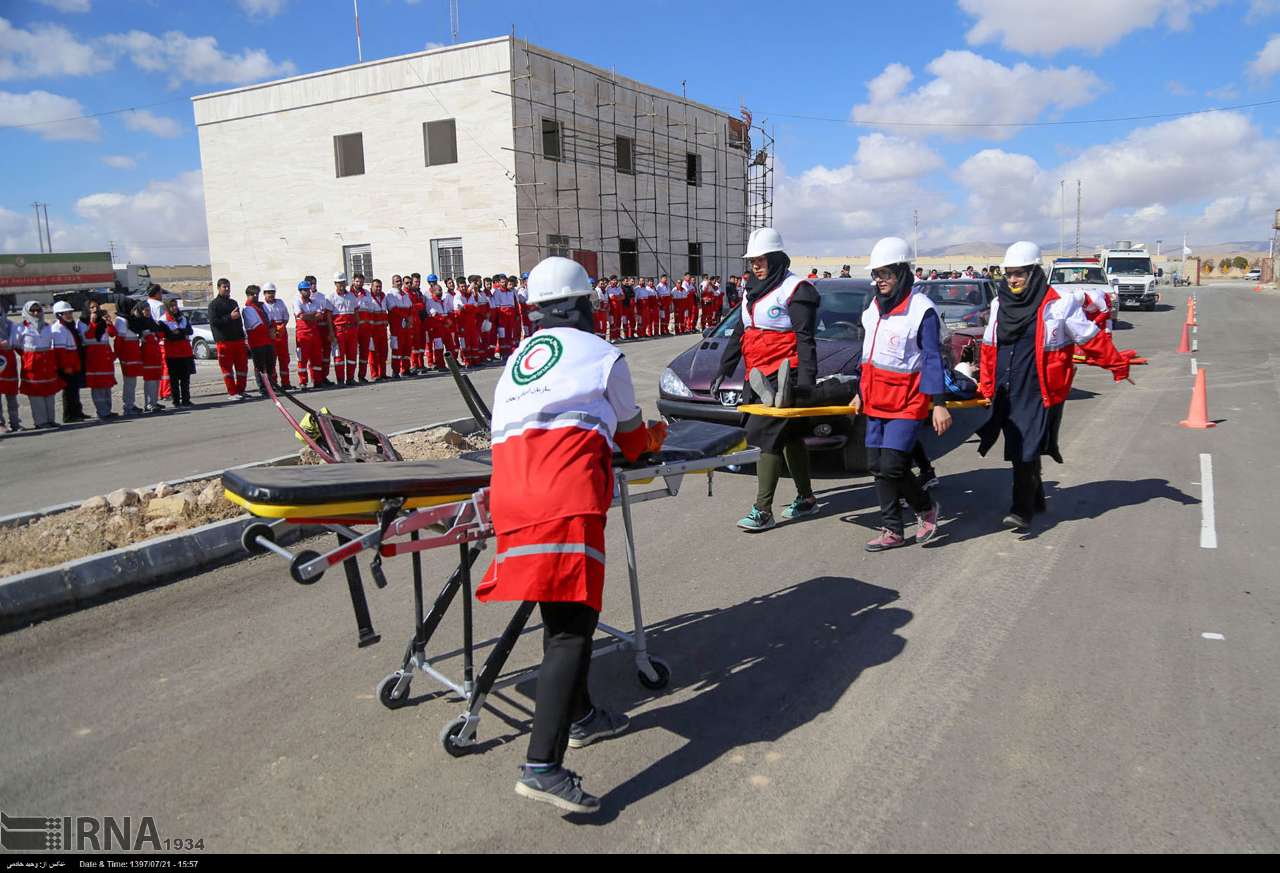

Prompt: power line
[0,96,190,132]
[753,96,1280,129]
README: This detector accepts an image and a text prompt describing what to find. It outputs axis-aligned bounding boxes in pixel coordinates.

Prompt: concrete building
[193,36,752,306]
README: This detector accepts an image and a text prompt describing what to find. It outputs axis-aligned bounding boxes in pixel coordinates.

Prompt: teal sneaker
[737,507,776,531]
[781,496,819,520]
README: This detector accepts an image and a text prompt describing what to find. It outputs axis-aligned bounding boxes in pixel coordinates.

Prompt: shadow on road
[571,575,908,822]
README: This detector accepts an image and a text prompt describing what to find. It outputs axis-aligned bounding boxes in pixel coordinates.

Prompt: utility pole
[1059,180,1065,258]
[912,208,919,261]
[31,202,51,253]
[32,203,45,253]
[353,0,363,62]
[1074,180,1082,256]
[41,203,52,252]
[450,0,459,42]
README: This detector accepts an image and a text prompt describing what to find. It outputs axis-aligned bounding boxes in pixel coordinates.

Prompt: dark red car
[657,278,984,473]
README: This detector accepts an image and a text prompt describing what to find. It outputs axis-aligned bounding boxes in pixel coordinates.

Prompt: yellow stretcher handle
[737,398,989,418]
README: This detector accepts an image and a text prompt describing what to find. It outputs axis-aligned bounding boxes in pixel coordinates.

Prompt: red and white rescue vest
[0,322,18,395]
[740,273,805,376]
[113,316,144,378]
[328,291,359,328]
[80,320,117,389]
[292,295,326,336]
[242,301,273,348]
[978,287,1127,407]
[17,322,62,397]
[859,291,936,420]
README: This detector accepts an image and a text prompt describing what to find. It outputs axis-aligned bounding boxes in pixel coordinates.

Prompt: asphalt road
[1,282,1276,852]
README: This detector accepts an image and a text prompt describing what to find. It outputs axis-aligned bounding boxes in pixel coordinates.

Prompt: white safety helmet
[52,300,74,315]
[333,271,348,283]
[525,256,593,306]
[867,237,913,272]
[743,227,785,259]
[1001,241,1042,269]
[262,282,277,293]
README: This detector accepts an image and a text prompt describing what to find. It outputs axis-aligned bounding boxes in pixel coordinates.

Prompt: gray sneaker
[515,766,601,814]
[568,707,630,749]
[747,367,775,406]
[775,358,792,407]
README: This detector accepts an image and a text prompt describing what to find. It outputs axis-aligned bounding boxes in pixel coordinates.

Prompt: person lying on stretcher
[477,256,666,816]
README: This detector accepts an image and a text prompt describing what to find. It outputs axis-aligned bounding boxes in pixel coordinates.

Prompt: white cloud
[959,0,1222,55]
[0,17,112,80]
[0,206,42,252]
[0,89,98,140]
[851,51,1103,141]
[1248,35,1280,79]
[122,109,181,138]
[101,154,137,169]
[1248,1,1280,22]
[853,133,944,181]
[238,0,287,17]
[1166,80,1194,96]
[103,30,296,86]
[36,0,92,12]
[1207,83,1241,100]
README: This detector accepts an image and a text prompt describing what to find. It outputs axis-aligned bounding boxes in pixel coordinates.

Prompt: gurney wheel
[440,716,473,758]
[241,523,274,555]
[289,550,323,585]
[376,672,411,710]
[637,658,671,690]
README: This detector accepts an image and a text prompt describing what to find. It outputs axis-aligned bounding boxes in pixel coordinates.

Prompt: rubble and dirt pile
[0,479,241,578]
[298,425,489,464]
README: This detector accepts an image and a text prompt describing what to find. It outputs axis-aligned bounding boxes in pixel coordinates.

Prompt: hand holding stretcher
[223,418,759,757]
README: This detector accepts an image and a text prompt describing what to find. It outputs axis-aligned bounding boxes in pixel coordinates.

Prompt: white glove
[482,320,492,332]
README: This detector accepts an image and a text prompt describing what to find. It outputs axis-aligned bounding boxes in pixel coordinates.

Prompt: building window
[686,152,701,187]
[343,244,373,279]
[431,237,465,279]
[423,119,458,166]
[616,135,635,174]
[620,239,639,277]
[548,234,570,258]
[541,118,562,162]
[688,243,702,276]
[334,133,365,178]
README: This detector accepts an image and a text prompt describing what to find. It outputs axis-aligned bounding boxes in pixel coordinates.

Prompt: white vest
[265,299,290,324]
[860,291,936,375]
[328,291,358,316]
[742,273,804,332]
[491,327,622,448]
[982,293,1093,352]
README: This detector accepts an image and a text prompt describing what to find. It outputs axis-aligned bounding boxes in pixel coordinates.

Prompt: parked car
[657,278,981,473]
[185,307,216,359]
[915,278,993,360]
[1247,268,1262,282]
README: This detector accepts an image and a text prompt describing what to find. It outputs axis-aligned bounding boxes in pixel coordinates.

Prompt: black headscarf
[744,251,791,306]
[873,263,914,317]
[996,264,1049,344]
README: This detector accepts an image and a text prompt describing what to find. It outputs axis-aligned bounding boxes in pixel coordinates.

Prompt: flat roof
[191,34,734,121]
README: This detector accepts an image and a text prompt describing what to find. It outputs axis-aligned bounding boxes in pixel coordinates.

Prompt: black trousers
[250,345,278,393]
[170,373,192,404]
[527,601,598,766]
[911,440,933,476]
[1011,459,1046,518]
[61,377,84,421]
[867,446,932,536]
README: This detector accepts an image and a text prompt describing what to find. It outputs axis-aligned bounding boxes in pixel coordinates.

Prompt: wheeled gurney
[223,419,759,756]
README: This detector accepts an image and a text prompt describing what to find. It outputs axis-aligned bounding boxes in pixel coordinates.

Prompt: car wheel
[193,338,212,360]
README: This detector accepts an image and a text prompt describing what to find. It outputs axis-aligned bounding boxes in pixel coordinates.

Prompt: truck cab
[1098,242,1159,311]
[113,262,153,295]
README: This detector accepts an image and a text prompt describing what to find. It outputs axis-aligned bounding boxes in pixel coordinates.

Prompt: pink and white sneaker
[865,528,906,552]
[916,500,941,544]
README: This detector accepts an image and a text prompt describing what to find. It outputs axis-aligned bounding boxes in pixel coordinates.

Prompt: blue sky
[4,0,1280,261]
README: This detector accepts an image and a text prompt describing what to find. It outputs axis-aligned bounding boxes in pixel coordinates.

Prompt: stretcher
[223,419,759,756]
[737,397,991,417]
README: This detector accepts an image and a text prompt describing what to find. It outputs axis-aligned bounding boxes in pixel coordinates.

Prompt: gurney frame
[239,446,760,757]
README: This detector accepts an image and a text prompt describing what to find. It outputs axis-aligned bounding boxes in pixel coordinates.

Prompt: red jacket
[979,287,1129,407]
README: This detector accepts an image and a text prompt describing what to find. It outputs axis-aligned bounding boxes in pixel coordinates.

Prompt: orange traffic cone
[1177,322,1191,353]
[1254,284,1263,293]
[1179,368,1214,429]
[1185,300,1197,327]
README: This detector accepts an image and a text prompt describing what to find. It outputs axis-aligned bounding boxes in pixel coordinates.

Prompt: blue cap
[521,272,529,279]
[297,280,309,290]
[426,274,439,283]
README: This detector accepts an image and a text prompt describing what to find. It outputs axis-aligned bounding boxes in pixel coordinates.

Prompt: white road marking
[1200,453,1218,549]
[1191,357,1197,375]
[1192,336,1199,352]
[1201,632,1225,640]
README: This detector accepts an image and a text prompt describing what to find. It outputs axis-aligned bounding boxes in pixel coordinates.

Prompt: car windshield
[1051,267,1107,284]
[1106,257,1153,276]
[708,284,871,341]
[921,282,986,306]
[187,309,209,325]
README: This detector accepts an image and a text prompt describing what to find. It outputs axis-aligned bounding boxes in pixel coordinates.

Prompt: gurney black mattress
[223,458,495,505]
[223,420,747,506]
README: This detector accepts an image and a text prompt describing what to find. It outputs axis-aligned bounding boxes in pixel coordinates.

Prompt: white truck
[0,251,116,312]
[1098,241,1160,311]
[113,262,153,295]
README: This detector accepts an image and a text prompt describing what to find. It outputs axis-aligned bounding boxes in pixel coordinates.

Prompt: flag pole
[354,0,363,62]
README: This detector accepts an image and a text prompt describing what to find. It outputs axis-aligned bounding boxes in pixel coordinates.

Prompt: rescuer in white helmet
[477,256,667,815]
[975,241,1132,531]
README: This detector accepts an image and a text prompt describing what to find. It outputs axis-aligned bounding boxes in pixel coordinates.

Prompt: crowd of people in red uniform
[0,268,738,432]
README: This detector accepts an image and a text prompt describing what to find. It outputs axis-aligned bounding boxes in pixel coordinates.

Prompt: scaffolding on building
[499,37,772,280]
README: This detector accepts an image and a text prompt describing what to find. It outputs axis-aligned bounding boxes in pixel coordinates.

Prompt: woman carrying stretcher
[713,228,854,532]
[478,256,667,815]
